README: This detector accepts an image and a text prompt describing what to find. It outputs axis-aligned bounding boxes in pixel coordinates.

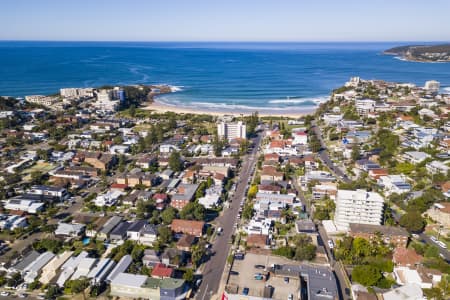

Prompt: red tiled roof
[151,263,173,278]
[393,247,423,266]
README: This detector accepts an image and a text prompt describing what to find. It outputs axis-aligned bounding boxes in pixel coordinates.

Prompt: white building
[402,151,431,164]
[25,95,60,107]
[198,186,221,208]
[93,89,119,112]
[424,80,440,92]
[292,131,308,145]
[378,175,411,196]
[334,189,384,231]
[217,121,246,141]
[60,88,94,98]
[4,199,45,214]
[426,160,450,175]
[95,190,124,207]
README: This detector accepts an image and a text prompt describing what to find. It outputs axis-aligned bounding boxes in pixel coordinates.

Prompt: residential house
[260,166,284,182]
[246,234,270,248]
[378,175,411,195]
[176,234,196,252]
[402,151,431,164]
[54,222,86,237]
[170,219,205,237]
[151,263,174,279]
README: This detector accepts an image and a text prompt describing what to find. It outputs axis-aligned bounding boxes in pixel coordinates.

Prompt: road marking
[201,283,209,300]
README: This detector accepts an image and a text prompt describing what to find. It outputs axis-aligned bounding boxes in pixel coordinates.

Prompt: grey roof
[12,251,41,272]
[111,272,148,288]
[100,216,122,235]
[107,255,132,282]
[271,264,338,300]
[349,223,409,237]
[24,251,55,273]
[172,184,199,201]
[296,220,317,233]
[127,220,147,233]
[110,222,131,239]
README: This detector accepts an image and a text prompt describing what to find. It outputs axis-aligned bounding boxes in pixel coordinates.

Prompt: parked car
[328,239,334,249]
[288,294,294,300]
[436,241,447,249]
[242,287,249,295]
[234,253,245,260]
[254,264,265,269]
[284,277,289,284]
[430,236,438,242]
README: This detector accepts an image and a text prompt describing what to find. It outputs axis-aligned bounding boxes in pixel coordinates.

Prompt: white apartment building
[25,95,60,107]
[334,189,384,231]
[93,89,119,112]
[217,121,246,140]
[60,88,94,98]
[424,80,440,92]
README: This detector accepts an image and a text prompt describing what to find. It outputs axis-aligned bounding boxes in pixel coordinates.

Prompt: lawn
[22,161,55,174]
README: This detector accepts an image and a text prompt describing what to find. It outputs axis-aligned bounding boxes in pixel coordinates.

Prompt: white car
[436,241,447,249]
[430,236,438,242]
[0,292,10,297]
[327,240,334,249]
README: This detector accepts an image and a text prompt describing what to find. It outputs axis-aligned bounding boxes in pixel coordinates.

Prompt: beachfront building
[217,121,246,141]
[93,89,119,112]
[334,189,384,231]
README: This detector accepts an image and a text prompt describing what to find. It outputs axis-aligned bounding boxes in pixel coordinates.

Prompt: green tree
[158,226,173,244]
[168,151,183,172]
[183,268,195,283]
[399,211,425,232]
[351,144,360,162]
[351,265,382,287]
[161,207,177,224]
[46,285,60,300]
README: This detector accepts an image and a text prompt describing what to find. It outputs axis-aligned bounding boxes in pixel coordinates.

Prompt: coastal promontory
[384,44,450,62]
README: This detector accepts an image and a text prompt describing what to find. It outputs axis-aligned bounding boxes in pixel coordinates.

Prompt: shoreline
[142,99,315,118]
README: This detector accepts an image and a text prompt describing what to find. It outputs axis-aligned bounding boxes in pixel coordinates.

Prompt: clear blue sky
[1,0,450,42]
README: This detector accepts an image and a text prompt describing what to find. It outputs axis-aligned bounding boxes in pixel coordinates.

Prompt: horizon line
[0,39,449,44]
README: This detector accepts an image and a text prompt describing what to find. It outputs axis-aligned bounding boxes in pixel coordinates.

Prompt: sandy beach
[142,100,314,118]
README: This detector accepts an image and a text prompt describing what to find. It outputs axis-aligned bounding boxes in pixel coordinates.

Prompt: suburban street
[311,121,351,184]
[196,133,262,300]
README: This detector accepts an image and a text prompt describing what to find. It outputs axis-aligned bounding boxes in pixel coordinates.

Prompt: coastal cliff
[384,44,450,62]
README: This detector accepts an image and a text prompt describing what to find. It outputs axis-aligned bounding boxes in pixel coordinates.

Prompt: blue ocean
[1,41,450,113]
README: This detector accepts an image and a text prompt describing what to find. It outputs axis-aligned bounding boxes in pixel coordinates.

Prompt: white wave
[269,96,329,104]
[169,85,184,92]
[155,97,317,113]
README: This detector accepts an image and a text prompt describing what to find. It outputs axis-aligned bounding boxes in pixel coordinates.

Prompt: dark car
[254,264,265,269]
[242,287,249,295]
[234,253,245,260]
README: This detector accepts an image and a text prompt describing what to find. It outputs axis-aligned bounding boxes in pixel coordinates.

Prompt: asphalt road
[311,122,351,184]
[196,133,262,300]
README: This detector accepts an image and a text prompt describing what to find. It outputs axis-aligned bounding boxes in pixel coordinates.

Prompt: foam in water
[268,96,329,104]
[169,85,184,92]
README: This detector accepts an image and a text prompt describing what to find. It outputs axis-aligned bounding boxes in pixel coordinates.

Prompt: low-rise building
[349,223,409,248]
[170,219,205,237]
